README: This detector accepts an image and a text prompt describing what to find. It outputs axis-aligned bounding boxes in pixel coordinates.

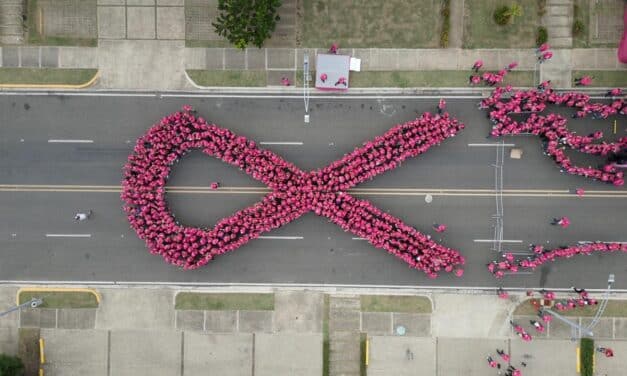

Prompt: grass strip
[19,291,98,308]
[175,292,274,311]
[361,295,432,314]
[572,71,627,87]
[186,70,267,87]
[514,299,627,317]
[0,68,97,85]
[18,328,39,376]
[322,294,330,376]
[580,337,594,376]
[360,333,367,376]
[26,0,97,46]
[347,70,534,88]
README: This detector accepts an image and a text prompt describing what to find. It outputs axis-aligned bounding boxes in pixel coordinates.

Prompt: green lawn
[26,0,97,46]
[175,292,275,310]
[346,70,534,88]
[0,68,97,85]
[361,295,432,313]
[18,291,99,308]
[574,0,624,48]
[300,0,444,48]
[572,71,627,87]
[463,0,540,48]
[514,298,627,317]
[186,70,267,87]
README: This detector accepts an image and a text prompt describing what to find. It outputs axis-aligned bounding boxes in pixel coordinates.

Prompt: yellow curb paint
[0,70,100,89]
[614,120,617,135]
[576,347,580,373]
[39,338,45,364]
[365,339,369,366]
[17,287,101,305]
[39,369,44,376]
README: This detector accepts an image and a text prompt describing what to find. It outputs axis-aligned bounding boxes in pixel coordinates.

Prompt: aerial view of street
[0,0,626,375]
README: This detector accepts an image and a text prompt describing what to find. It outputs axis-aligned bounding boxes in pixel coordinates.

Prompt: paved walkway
[1,0,626,90]
[2,285,627,376]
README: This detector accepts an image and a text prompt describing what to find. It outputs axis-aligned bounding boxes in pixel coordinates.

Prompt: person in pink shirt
[537,43,550,53]
[437,98,446,114]
[329,43,338,54]
[433,223,447,233]
[472,59,483,72]
[320,73,328,82]
[210,181,219,189]
[575,188,585,197]
[574,75,593,86]
[469,75,482,85]
[538,51,553,63]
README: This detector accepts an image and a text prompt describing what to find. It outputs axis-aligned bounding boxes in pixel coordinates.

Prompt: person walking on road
[74,210,92,221]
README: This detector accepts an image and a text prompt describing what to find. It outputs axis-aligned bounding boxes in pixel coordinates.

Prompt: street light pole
[303,53,310,124]
[0,298,43,318]
[539,274,615,340]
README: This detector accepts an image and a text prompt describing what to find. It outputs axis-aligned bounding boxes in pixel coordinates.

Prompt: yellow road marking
[0,185,625,198]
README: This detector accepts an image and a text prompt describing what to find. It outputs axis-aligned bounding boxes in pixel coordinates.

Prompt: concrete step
[548,5,572,16]
[548,37,573,47]
[547,0,573,5]
[329,296,360,311]
[547,17,572,27]
[551,26,572,38]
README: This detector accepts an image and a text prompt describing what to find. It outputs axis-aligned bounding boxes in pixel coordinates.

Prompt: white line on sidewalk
[45,234,92,238]
[474,239,523,243]
[352,237,366,240]
[468,143,516,147]
[48,139,94,143]
[257,236,303,240]
[259,142,304,145]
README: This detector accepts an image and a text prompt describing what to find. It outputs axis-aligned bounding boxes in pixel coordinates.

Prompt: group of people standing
[482,81,626,186]
[122,105,469,276]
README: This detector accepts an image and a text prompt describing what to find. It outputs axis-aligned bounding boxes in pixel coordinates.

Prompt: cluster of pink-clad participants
[122,61,625,280]
[482,81,626,186]
[121,105,467,277]
[481,64,626,279]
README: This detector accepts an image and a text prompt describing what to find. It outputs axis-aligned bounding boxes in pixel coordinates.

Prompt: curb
[16,287,102,305]
[5,282,627,296]
[0,70,100,89]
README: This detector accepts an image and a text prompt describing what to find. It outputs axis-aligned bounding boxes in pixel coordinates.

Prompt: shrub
[536,26,548,46]
[494,5,511,25]
[212,0,282,49]
[573,19,585,36]
[506,3,523,22]
[580,338,594,376]
[0,354,24,376]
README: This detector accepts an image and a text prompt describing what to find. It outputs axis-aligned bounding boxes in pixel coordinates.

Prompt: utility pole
[539,274,615,340]
[303,53,310,124]
[0,298,43,318]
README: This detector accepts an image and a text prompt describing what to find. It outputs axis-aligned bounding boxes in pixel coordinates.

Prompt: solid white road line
[578,241,627,244]
[474,239,523,243]
[45,234,92,238]
[468,143,516,147]
[48,139,94,143]
[259,142,304,145]
[257,236,303,240]
[352,237,366,240]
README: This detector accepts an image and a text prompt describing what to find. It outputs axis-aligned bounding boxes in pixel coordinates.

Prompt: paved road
[0,93,625,288]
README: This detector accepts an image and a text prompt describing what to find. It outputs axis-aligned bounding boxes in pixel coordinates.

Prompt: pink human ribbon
[122,107,466,277]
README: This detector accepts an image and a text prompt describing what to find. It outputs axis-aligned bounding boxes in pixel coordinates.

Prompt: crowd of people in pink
[481,81,626,186]
[122,105,466,277]
[488,242,627,278]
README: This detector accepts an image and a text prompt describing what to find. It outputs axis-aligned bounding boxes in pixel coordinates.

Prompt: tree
[0,354,24,376]
[212,0,282,49]
[505,3,523,23]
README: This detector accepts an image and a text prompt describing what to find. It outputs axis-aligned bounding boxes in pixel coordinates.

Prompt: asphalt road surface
[0,92,625,289]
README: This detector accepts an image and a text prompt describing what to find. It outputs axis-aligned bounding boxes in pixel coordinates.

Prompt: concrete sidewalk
[1,285,627,376]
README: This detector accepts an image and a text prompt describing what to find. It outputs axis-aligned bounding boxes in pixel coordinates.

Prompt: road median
[17,287,100,308]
